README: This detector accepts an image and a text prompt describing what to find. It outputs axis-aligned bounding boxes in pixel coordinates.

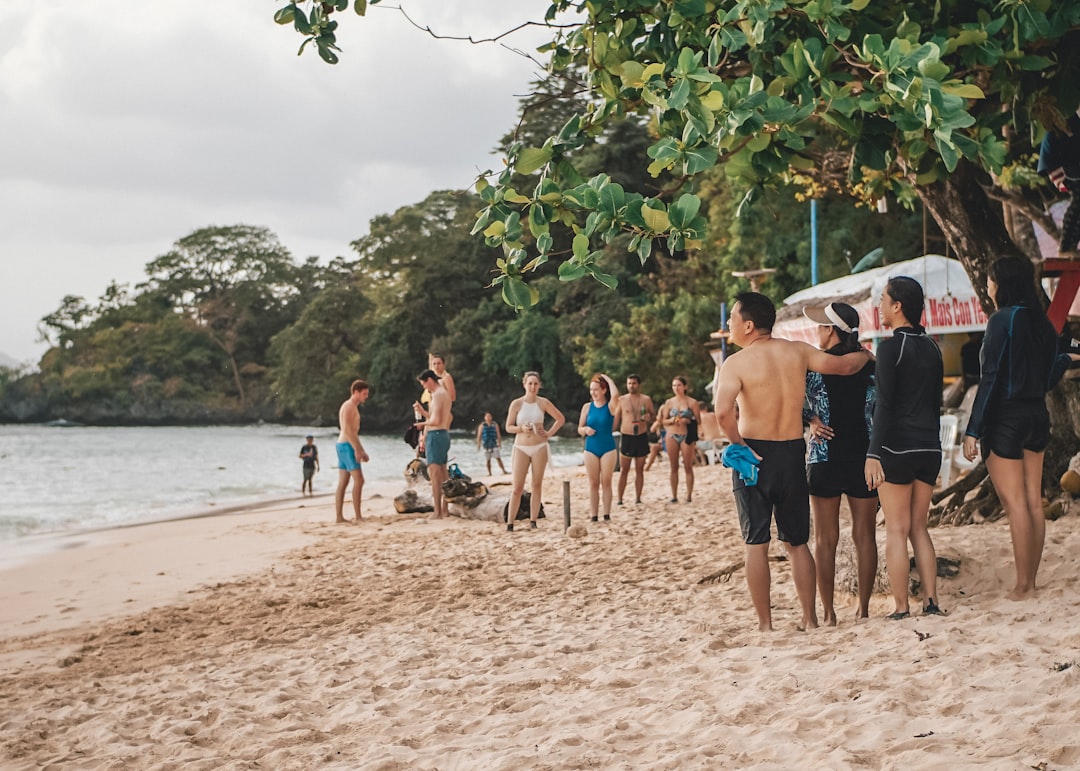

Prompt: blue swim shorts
[426,429,451,466]
[336,442,362,472]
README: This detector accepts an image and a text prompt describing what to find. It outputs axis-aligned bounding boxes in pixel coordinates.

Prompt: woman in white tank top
[504,371,565,532]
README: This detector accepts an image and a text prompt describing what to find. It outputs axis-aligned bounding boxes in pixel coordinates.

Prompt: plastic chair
[938,414,959,488]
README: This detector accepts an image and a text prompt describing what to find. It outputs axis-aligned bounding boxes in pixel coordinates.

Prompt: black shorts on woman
[807,460,876,499]
[732,438,810,546]
[980,398,1050,460]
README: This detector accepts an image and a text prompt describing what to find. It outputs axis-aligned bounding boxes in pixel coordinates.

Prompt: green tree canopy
[277,0,1079,307]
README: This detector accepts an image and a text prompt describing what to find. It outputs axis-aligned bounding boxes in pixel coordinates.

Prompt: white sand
[2,467,1079,769]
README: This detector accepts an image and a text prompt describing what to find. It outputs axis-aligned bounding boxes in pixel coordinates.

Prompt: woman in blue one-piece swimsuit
[578,373,621,522]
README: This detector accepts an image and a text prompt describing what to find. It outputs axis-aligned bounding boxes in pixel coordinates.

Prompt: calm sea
[0,424,584,544]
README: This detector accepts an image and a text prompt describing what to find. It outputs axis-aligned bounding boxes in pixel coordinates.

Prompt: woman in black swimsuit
[864,276,944,619]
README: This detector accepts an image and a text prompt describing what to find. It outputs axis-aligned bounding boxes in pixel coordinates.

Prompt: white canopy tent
[773,254,988,344]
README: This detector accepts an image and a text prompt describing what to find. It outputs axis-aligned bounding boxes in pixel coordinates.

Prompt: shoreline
[4,463,1080,767]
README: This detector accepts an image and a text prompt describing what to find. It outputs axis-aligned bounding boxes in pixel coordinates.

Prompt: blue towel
[721,443,761,486]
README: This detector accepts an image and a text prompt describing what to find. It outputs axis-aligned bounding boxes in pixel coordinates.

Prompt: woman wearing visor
[803,302,878,623]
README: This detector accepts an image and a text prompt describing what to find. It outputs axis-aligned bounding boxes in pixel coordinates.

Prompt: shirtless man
[714,292,873,631]
[617,374,655,505]
[335,379,371,523]
[416,368,453,518]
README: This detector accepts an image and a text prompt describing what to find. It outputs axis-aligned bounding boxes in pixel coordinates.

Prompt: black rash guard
[866,327,943,460]
[965,304,1068,440]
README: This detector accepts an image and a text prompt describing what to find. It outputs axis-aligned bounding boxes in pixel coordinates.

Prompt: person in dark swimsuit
[578,373,621,522]
[660,375,701,503]
[864,276,945,620]
[962,257,1073,601]
[803,302,878,623]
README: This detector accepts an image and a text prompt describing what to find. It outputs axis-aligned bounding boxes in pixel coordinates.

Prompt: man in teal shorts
[335,379,370,523]
[415,369,453,518]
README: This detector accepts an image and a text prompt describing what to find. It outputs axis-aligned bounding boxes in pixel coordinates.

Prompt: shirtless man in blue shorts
[335,379,371,523]
[714,292,874,631]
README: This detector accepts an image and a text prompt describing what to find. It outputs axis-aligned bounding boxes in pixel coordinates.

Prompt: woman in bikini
[578,373,621,522]
[660,375,702,503]
[505,371,565,532]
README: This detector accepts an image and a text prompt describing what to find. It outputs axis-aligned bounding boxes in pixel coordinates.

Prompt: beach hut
[773,254,988,346]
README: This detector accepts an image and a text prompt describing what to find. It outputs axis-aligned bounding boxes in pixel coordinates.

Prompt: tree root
[930,473,1001,527]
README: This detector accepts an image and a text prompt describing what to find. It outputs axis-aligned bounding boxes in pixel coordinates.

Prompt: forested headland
[0,81,926,432]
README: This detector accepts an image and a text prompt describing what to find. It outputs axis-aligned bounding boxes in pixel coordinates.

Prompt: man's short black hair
[734,291,776,332]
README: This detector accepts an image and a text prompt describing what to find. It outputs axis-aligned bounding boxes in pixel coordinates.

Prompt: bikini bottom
[514,442,549,458]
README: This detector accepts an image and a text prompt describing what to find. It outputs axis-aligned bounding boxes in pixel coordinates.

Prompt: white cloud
[0,0,554,364]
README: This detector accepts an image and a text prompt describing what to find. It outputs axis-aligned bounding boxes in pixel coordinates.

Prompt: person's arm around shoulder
[541,397,565,437]
[578,402,593,437]
[806,340,874,375]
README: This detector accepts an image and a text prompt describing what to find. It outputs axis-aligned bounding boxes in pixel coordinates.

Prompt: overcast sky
[0,0,554,365]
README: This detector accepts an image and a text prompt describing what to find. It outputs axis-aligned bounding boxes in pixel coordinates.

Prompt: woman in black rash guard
[864,276,945,619]
[962,257,1071,601]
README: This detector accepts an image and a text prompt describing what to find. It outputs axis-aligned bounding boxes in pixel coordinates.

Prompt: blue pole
[810,198,818,286]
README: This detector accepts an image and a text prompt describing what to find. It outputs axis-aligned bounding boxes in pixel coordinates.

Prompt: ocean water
[0,424,584,543]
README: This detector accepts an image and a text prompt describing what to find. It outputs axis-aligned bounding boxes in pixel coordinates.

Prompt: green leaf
[515,146,553,175]
[588,267,619,289]
[528,204,550,238]
[641,204,671,232]
[274,5,297,25]
[683,145,717,175]
[937,137,959,172]
[354,0,368,15]
[558,261,589,281]
[501,278,538,309]
[668,194,702,230]
[597,182,626,217]
[636,237,653,264]
[572,233,590,259]
[941,83,985,100]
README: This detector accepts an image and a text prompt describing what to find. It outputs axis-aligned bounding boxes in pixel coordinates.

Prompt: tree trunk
[914,161,1080,524]
[914,160,1026,312]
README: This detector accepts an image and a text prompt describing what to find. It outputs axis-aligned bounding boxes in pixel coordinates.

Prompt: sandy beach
[2,464,1079,770]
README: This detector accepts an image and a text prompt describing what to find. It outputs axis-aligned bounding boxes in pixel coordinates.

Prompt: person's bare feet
[1006,586,1036,601]
[821,611,837,627]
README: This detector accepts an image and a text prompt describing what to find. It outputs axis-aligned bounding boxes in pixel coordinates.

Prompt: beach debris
[393,489,433,514]
[915,630,932,641]
[1051,661,1073,672]
[404,457,429,483]
[566,524,587,538]
[913,731,934,738]
[697,562,744,584]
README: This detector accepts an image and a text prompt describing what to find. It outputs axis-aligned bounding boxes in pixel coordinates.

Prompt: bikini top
[669,406,694,419]
[517,400,545,427]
